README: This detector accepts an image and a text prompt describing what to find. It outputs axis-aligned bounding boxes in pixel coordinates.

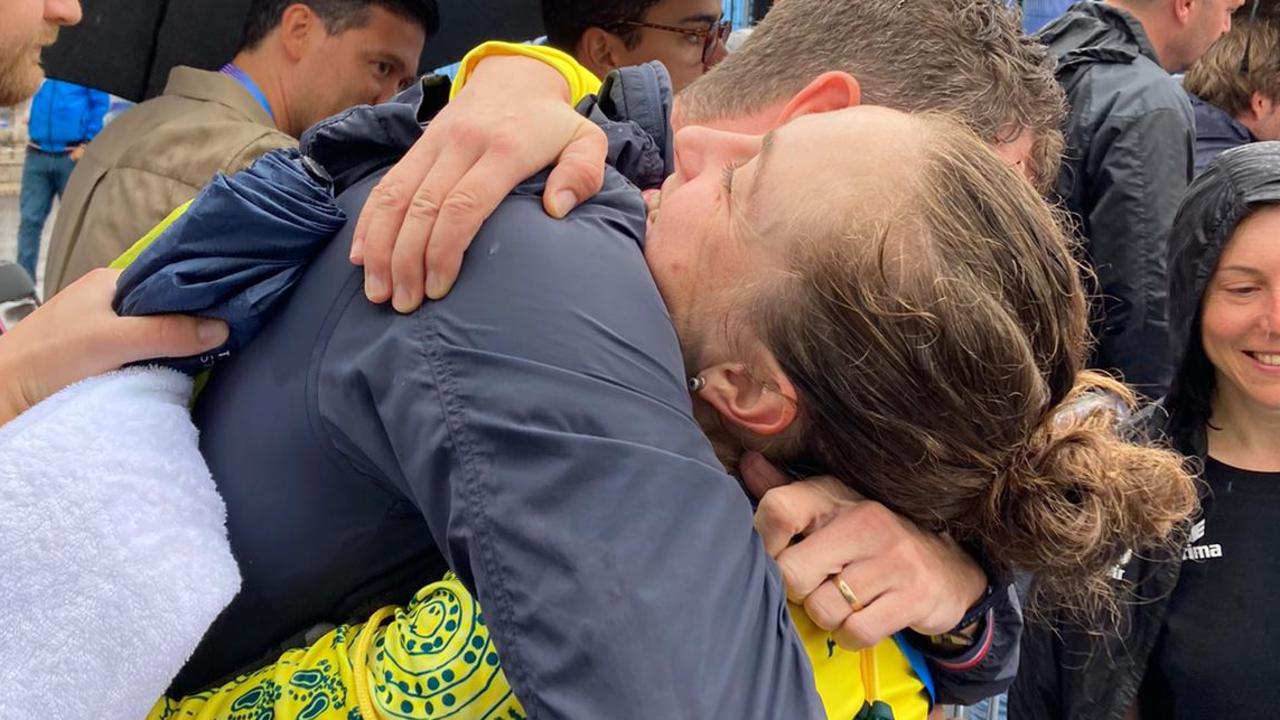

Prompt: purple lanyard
[220,63,275,122]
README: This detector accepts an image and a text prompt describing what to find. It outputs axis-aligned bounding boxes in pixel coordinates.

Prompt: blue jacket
[120,65,1020,713]
[1188,92,1255,176]
[26,79,110,153]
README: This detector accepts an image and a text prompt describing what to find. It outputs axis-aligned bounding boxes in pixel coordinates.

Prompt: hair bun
[975,372,1197,620]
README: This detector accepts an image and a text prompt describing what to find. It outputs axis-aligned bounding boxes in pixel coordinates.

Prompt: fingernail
[392,285,411,313]
[366,274,387,300]
[197,318,229,346]
[426,271,450,300]
[550,191,577,218]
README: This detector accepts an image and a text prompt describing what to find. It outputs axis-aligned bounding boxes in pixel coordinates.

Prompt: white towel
[0,368,241,720]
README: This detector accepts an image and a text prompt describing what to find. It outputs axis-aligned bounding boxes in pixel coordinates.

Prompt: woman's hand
[742,452,988,650]
[0,268,229,427]
[353,54,608,313]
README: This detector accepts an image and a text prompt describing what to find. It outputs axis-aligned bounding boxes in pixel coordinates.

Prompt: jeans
[16,149,76,280]
[968,693,1008,720]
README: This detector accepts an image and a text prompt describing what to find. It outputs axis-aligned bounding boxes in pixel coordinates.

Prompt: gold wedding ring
[835,577,865,612]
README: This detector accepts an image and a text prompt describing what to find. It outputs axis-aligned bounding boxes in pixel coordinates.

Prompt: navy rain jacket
[122,64,1021,714]
[161,64,825,718]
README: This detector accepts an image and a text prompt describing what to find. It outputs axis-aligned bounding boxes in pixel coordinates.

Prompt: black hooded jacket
[1010,142,1280,720]
[1040,1,1195,395]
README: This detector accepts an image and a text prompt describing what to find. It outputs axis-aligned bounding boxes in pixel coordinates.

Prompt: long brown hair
[755,115,1196,619]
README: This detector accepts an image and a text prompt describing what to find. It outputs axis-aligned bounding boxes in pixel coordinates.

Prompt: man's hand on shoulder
[353,55,608,313]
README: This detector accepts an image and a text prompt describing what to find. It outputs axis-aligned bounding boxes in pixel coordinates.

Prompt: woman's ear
[774,72,862,125]
[694,360,799,437]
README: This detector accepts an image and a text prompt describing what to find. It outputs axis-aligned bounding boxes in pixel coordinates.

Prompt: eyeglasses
[611,18,733,67]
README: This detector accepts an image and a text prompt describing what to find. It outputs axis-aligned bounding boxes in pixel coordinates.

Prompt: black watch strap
[947,582,997,636]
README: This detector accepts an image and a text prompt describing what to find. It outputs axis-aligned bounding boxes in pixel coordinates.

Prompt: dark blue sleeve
[913,585,1023,705]
[318,177,824,719]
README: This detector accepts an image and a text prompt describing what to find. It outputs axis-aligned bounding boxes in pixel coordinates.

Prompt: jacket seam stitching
[415,309,542,719]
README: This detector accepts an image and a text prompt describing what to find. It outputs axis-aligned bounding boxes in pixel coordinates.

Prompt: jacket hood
[1039,1,1160,69]
[1164,141,1280,441]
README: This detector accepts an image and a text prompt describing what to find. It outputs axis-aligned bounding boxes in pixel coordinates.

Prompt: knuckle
[370,178,412,211]
[448,120,487,148]
[438,189,483,219]
[755,492,799,536]
[850,501,892,532]
[487,132,523,159]
[405,188,445,221]
[562,162,603,190]
[805,592,846,632]
[154,314,196,350]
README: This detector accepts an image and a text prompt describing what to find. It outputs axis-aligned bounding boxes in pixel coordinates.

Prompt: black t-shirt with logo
[1140,458,1280,718]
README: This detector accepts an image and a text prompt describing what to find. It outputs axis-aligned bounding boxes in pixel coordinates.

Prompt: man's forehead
[646,0,723,23]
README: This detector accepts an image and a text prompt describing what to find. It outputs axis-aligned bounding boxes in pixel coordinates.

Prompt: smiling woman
[1015,140,1280,719]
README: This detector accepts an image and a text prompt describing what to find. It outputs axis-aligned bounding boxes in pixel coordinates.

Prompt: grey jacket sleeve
[319,182,824,720]
[909,584,1023,706]
[1084,108,1191,394]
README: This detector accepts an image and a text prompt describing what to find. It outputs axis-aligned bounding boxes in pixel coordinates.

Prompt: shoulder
[1071,58,1192,124]
[320,166,682,406]
[90,97,296,187]
[412,169,669,369]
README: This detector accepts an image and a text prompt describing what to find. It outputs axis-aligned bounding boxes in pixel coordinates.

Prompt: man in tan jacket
[43,0,436,295]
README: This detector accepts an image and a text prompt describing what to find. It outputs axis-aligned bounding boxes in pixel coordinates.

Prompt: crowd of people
[0,0,1277,718]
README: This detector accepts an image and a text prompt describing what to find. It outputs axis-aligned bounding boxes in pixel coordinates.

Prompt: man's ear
[1173,0,1195,26]
[577,27,625,80]
[774,72,862,125]
[1251,91,1274,121]
[279,3,320,61]
[693,361,799,437]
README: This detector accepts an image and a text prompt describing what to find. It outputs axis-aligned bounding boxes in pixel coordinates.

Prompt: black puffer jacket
[1040,1,1195,395]
[1010,142,1280,720]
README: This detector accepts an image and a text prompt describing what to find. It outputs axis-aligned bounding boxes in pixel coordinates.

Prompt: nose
[1265,296,1280,339]
[706,40,729,69]
[672,125,759,184]
[45,0,82,27]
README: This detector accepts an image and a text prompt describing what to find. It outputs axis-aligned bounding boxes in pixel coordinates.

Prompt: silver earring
[688,375,706,392]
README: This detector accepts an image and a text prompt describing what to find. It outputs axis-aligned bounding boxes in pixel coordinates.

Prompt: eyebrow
[678,12,723,24]
[369,50,411,75]
[1217,265,1266,277]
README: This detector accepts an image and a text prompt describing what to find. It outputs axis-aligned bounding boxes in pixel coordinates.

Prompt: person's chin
[0,64,45,107]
